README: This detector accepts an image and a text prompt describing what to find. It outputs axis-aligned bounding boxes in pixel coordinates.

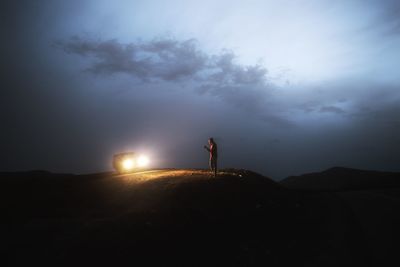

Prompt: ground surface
[282,167,400,267]
[1,168,399,266]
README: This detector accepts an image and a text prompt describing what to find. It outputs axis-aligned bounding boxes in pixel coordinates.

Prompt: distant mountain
[280,167,400,191]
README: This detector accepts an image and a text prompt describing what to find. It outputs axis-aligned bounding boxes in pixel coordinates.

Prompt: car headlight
[122,158,134,170]
[137,155,149,167]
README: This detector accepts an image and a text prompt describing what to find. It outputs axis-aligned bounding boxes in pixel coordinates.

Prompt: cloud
[57,36,269,86]
[319,106,346,115]
[353,0,400,36]
[56,36,207,81]
[375,0,400,35]
[56,34,400,130]
[56,36,287,125]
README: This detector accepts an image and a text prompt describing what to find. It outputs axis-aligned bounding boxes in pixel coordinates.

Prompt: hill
[1,168,398,266]
[280,167,400,191]
[280,167,400,266]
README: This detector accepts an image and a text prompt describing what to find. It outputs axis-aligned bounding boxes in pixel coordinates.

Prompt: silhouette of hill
[281,167,400,191]
[1,168,399,266]
[280,167,400,266]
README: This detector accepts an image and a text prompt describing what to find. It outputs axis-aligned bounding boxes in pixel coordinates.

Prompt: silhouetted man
[204,137,218,177]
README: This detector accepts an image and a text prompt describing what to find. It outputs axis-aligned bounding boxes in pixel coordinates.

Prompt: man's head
[208,137,214,145]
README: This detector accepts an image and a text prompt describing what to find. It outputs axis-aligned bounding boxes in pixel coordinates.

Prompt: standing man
[204,137,218,177]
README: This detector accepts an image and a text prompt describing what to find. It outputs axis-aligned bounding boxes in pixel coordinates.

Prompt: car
[113,152,149,174]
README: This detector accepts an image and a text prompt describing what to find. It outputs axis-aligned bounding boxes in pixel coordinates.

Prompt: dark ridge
[0,170,76,177]
[280,166,400,191]
[0,170,53,176]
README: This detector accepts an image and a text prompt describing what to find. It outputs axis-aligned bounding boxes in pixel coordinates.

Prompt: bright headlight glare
[137,155,149,167]
[122,159,134,170]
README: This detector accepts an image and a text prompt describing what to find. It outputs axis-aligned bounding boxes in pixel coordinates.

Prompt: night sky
[1,0,399,179]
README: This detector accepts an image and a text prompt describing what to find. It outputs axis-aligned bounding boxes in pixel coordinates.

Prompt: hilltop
[2,168,400,266]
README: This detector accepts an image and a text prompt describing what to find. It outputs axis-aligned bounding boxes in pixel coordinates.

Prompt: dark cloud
[57,36,269,85]
[57,37,207,81]
[376,0,400,34]
[319,106,346,115]
[353,0,400,36]
[55,35,400,130]
[56,36,285,124]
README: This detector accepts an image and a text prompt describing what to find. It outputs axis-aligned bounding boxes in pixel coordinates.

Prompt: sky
[1,0,400,179]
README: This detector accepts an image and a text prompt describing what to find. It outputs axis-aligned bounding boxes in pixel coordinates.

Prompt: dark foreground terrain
[1,168,400,266]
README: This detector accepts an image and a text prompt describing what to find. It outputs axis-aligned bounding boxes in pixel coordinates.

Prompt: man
[204,137,218,177]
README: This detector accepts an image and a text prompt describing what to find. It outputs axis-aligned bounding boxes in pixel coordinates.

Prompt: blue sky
[1,0,400,178]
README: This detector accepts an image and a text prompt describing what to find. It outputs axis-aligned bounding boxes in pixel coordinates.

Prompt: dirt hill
[280,167,400,266]
[2,168,398,266]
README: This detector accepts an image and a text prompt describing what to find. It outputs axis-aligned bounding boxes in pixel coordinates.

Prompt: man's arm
[203,145,210,152]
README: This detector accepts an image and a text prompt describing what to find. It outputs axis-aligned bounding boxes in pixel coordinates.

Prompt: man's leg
[214,159,217,177]
[211,158,217,177]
